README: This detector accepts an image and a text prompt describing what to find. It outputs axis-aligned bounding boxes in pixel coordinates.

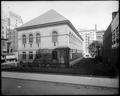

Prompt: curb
[2,72,119,88]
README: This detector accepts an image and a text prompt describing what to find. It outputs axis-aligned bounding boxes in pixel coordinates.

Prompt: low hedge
[1,66,116,78]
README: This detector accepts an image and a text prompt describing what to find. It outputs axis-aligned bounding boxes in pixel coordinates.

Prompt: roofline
[16,20,83,41]
[66,20,84,41]
[78,29,95,32]
[16,20,67,31]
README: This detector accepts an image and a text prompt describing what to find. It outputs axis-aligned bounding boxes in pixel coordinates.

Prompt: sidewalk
[70,57,83,66]
[2,72,119,88]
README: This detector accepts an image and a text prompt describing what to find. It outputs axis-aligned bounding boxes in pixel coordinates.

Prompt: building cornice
[16,20,83,41]
[16,20,68,31]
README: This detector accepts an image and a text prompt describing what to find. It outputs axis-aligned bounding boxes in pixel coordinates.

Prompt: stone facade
[16,10,83,67]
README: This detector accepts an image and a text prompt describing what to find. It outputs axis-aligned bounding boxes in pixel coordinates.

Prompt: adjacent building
[1,9,23,55]
[7,11,23,53]
[79,26,97,56]
[1,9,9,57]
[1,18,8,56]
[111,11,119,49]
[111,11,119,69]
[103,11,119,70]
[16,9,83,67]
[96,30,105,43]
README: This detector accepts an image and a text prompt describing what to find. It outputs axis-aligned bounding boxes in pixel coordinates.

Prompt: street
[2,77,118,95]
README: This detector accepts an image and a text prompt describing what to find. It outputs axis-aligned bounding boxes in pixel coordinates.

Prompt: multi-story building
[16,9,83,67]
[1,9,23,54]
[1,10,8,57]
[96,30,105,43]
[111,11,119,49]
[111,11,119,69]
[7,11,23,53]
[79,26,97,56]
[103,11,119,71]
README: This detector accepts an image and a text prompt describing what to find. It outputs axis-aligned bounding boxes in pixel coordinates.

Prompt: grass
[73,58,116,77]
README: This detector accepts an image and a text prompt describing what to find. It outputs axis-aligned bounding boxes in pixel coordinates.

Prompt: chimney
[112,12,117,20]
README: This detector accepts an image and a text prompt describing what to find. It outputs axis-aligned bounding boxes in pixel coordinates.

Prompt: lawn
[73,58,117,77]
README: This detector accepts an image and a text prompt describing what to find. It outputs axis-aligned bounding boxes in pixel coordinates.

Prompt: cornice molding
[16,20,68,31]
[16,20,83,41]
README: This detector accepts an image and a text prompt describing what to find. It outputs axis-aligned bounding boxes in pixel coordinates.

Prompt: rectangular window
[114,40,116,44]
[116,26,119,38]
[2,40,5,47]
[52,51,57,59]
[116,38,119,44]
[29,52,33,59]
[54,42,56,46]
[22,52,26,60]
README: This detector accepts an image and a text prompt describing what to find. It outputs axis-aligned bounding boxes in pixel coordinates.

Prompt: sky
[2,1,119,31]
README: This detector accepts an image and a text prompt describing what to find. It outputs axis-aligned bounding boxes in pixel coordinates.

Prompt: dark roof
[19,9,68,28]
[16,9,83,41]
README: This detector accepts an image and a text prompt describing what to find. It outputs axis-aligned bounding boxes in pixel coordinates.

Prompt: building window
[22,52,26,60]
[52,51,57,59]
[116,38,119,44]
[36,51,41,59]
[52,31,58,46]
[22,34,26,44]
[29,34,33,44]
[29,34,33,47]
[36,33,40,46]
[54,42,56,46]
[52,31,58,43]
[116,26,119,38]
[114,40,116,44]
[29,52,33,60]
[2,40,5,47]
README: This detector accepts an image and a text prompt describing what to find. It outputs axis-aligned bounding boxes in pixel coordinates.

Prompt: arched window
[52,31,58,42]
[29,34,33,44]
[36,33,40,44]
[22,34,26,44]
[52,31,58,46]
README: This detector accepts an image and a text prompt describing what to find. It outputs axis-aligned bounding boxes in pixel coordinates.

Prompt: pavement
[2,77,118,95]
[2,72,119,88]
[70,57,83,66]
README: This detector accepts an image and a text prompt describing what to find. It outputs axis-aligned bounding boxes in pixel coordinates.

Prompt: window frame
[29,34,33,44]
[22,52,26,60]
[36,33,40,45]
[52,31,58,42]
[22,34,26,44]
[29,51,33,60]
[52,51,57,59]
